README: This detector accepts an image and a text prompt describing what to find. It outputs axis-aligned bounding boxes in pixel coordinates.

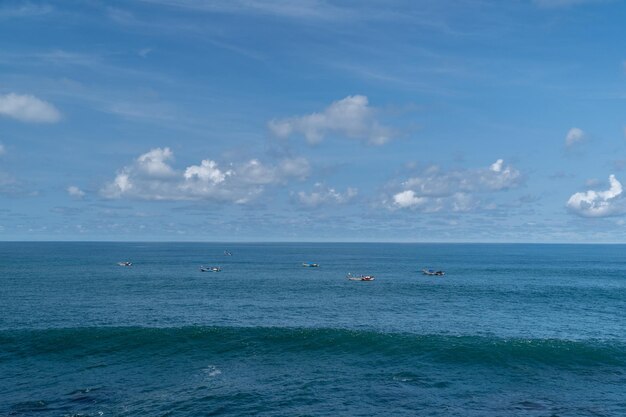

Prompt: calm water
[1,242,625,416]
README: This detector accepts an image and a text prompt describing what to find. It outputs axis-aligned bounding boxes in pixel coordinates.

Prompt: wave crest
[2,326,624,368]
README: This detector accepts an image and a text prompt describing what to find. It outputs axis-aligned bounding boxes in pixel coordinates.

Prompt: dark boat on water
[200,266,222,272]
[422,269,445,276]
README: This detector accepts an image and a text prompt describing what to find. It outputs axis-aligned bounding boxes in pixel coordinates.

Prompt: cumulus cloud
[393,190,426,209]
[565,127,585,148]
[184,159,231,183]
[101,147,310,203]
[0,93,61,123]
[136,147,175,177]
[296,183,358,207]
[566,175,626,217]
[387,159,522,212]
[268,95,394,145]
[67,186,85,198]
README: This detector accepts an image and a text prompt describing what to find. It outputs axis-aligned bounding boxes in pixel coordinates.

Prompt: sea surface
[1,242,626,416]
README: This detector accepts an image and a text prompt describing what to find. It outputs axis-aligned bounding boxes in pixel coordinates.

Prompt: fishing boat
[422,269,445,276]
[346,273,375,281]
[224,250,232,256]
[302,263,320,267]
[200,266,222,272]
[117,261,132,267]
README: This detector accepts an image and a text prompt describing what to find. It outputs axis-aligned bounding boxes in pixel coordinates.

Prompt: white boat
[224,250,232,256]
[302,263,320,268]
[346,273,375,281]
[117,261,132,267]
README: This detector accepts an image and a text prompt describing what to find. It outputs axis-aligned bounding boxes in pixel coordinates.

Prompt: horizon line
[1,240,625,245]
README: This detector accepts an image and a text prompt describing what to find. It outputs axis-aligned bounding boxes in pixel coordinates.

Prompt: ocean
[1,242,625,416]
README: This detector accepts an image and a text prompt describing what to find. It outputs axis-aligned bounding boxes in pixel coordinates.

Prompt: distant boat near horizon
[117,261,132,267]
[224,250,232,256]
[302,262,320,267]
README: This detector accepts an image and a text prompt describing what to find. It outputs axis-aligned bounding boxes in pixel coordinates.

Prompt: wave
[2,326,625,369]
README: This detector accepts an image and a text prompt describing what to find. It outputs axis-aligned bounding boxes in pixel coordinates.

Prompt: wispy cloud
[138,47,153,58]
[295,183,357,207]
[67,185,85,198]
[137,0,349,20]
[533,0,607,8]
[269,95,395,145]
[0,49,176,86]
[0,171,19,194]
[565,127,585,148]
[0,93,61,123]
[0,2,53,19]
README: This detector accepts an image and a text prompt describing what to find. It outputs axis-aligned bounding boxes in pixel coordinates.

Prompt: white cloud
[0,93,61,123]
[184,159,231,184]
[566,175,626,217]
[136,147,175,177]
[296,183,357,207]
[67,186,85,198]
[565,127,585,147]
[393,190,426,209]
[101,147,309,203]
[0,143,5,156]
[388,159,522,212]
[268,95,394,145]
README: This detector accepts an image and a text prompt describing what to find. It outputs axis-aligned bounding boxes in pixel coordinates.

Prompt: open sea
[1,242,626,416]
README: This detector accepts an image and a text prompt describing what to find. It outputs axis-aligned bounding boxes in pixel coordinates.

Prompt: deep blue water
[1,242,625,416]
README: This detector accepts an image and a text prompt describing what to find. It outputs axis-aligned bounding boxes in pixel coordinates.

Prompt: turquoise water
[1,243,626,416]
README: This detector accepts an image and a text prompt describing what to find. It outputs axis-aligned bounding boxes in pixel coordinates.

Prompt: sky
[1,0,626,242]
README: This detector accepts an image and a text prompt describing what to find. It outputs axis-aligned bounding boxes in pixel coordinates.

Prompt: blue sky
[1,0,625,242]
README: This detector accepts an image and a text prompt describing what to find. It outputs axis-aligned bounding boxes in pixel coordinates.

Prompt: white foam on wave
[204,365,222,378]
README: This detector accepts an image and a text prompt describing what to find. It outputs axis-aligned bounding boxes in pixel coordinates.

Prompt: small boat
[346,273,375,281]
[117,261,132,267]
[302,263,320,268]
[422,269,445,276]
[200,266,222,272]
[224,250,232,256]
